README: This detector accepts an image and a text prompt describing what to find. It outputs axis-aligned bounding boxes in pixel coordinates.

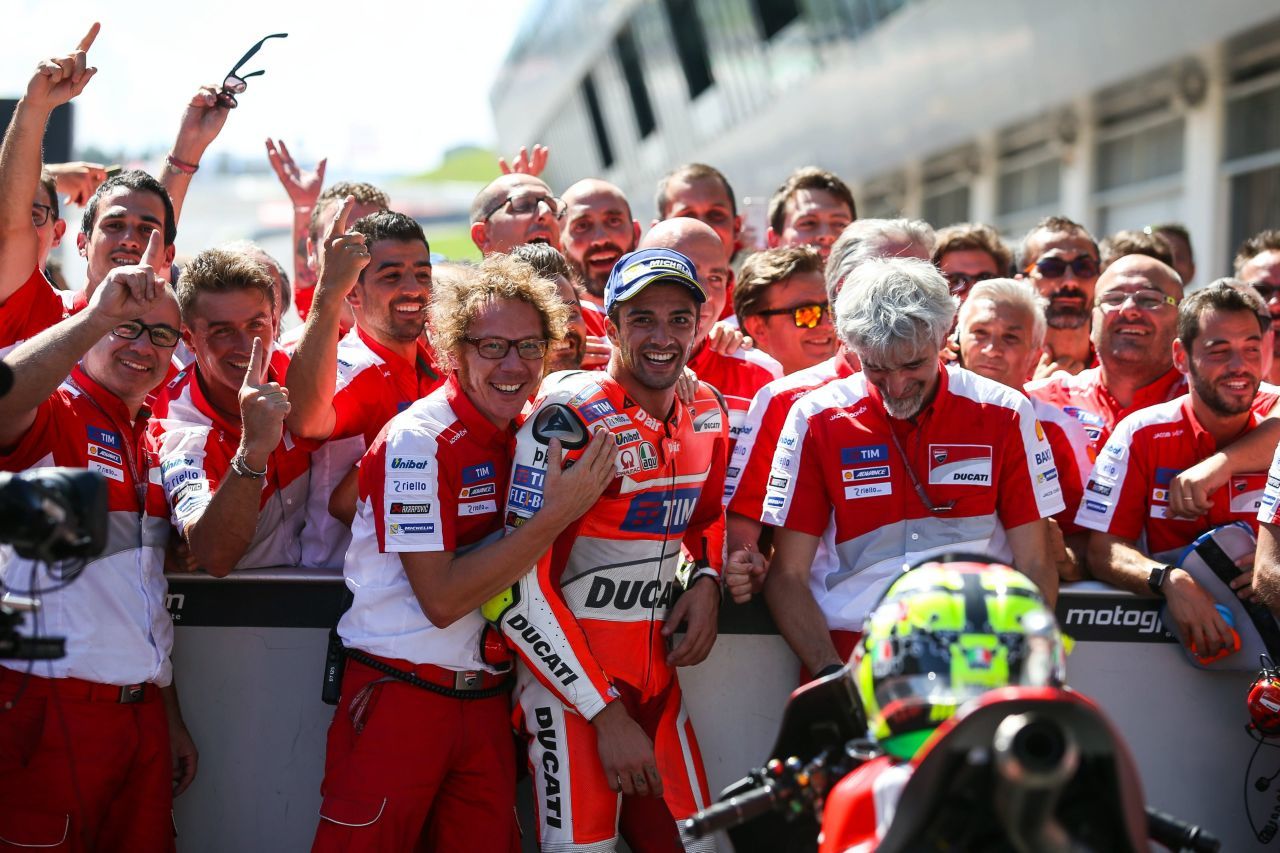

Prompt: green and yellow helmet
[853,558,1066,760]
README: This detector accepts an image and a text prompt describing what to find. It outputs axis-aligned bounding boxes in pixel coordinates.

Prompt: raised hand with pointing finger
[88,230,167,327]
[238,338,290,469]
[25,23,99,111]
[315,195,370,299]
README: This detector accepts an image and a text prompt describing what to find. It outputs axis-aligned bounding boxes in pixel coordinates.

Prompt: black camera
[0,467,107,660]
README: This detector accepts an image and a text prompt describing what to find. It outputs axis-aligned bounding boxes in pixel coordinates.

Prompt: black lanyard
[886,425,956,514]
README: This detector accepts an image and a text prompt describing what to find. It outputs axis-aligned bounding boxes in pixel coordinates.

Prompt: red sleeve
[0,397,61,470]
[1044,421,1085,535]
[364,419,454,554]
[331,368,379,441]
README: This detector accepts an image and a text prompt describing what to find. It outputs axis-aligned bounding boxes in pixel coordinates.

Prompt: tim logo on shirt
[928,444,993,485]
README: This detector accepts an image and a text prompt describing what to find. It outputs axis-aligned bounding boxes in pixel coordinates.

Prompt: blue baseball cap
[603,248,706,315]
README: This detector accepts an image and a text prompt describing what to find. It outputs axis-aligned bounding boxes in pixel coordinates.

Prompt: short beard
[1189,366,1256,417]
[882,389,927,420]
[1045,305,1089,330]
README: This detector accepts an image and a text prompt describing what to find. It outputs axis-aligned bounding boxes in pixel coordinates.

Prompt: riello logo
[391,458,430,470]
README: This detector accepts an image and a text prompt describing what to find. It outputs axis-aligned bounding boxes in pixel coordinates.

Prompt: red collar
[1180,394,1261,453]
[443,374,514,451]
[869,362,949,430]
[70,363,148,432]
[354,325,438,381]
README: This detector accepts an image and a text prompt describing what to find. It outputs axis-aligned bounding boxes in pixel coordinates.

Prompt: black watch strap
[1148,564,1173,597]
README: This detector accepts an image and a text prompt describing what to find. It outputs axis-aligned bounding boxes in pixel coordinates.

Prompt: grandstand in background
[491,0,1280,276]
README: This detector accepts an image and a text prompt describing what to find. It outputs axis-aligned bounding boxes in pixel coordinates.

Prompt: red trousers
[312,654,518,852]
[0,667,174,852]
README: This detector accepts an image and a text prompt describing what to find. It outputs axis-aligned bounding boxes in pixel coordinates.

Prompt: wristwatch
[1147,564,1174,597]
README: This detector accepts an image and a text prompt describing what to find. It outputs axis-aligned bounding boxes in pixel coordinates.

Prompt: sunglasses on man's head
[1027,255,1099,280]
[218,33,288,108]
[756,302,829,329]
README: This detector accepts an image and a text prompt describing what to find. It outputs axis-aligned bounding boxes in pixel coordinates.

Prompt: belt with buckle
[344,648,512,699]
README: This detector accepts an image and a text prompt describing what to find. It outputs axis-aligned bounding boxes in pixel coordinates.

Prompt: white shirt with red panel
[1026,365,1187,456]
[0,365,172,686]
[763,364,1064,631]
[0,267,85,357]
[302,326,445,569]
[338,375,513,670]
[1076,395,1270,558]
[148,359,313,570]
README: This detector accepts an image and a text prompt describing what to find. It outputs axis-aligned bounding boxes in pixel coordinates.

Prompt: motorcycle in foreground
[682,668,1220,853]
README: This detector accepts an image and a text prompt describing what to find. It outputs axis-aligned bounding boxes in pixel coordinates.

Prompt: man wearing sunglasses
[760,257,1061,679]
[1028,254,1190,457]
[286,203,445,568]
[1020,216,1102,378]
[932,222,1011,302]
[470,173,564,255]
[313,256,616,852]
[0,245,199,851]
[735,245,836,376]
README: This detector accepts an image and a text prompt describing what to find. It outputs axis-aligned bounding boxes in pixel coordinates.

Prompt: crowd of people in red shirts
[5,21,1280,853]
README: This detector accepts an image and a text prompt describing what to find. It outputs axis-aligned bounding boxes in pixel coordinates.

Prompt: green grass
[428,225,482,263]
[414,146,499,184]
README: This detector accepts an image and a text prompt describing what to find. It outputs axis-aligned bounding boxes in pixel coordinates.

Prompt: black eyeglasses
[942,270,997,295]
[113,320,181,348]
[218,33,289,108]
[755,302,830,328]
[463,337,549,360]
[482,193,566,222]
[31,202,54,228]
[1027,255,1099,280]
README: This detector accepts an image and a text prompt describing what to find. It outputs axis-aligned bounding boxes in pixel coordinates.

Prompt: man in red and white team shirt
[285,203,444,568]
[1080,282,1272,660]
[150,250,311,576]
[1027,254,1188,455]
[956,278,1096,580]
[640,217,782,440]
[0,247,197,851]
[761,257,1061,675]
[559,178,640,343]
[312,255,615,852]
[486,247,727,852]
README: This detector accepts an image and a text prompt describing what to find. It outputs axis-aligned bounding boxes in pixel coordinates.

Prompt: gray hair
[825,218,937,304]
[958,278,1049,350]
[219,240,292,314]
[835,257,957,361]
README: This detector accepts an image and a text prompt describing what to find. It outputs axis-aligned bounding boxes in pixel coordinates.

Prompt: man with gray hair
[759,257,1062,675]
[824,218,935,304]
[956,278,1094,579]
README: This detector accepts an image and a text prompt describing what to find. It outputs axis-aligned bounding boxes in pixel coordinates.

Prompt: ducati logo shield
[927,444,992,485]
